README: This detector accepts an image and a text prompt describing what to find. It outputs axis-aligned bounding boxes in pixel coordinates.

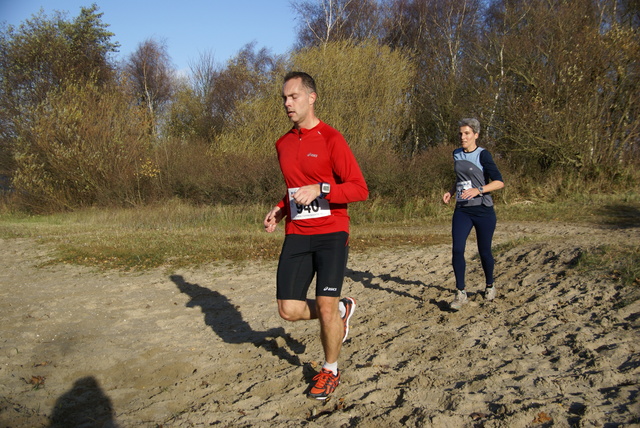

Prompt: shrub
[12,82,154,212]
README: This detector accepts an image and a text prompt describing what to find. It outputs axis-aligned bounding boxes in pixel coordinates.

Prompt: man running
[263,71,368,400]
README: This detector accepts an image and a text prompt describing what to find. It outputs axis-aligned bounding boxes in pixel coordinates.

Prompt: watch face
[322,183,330,193]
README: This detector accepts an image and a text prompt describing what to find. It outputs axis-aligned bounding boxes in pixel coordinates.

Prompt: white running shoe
[450,290,468,311]
[485,285,496,301]
[340,297,356,342]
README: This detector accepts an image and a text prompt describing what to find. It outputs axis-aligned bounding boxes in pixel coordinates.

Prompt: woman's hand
[443,191,452,204]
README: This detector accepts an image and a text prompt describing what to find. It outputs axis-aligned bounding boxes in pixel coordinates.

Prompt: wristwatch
[320,182,331,198]
[478,186,484,195]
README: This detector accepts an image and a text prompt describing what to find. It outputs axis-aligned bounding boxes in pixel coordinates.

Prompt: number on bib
[288,187,331,220]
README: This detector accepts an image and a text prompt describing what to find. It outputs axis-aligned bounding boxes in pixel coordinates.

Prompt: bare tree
[166,43,282,143]
[382,0,484,148]
[292,0,380,48]
[124,38,174,135]
[189,50,217,103]
[483,0,640,172]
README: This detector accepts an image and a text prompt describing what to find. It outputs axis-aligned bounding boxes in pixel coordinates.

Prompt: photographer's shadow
[170,275,304,365]
[49,376,118,428]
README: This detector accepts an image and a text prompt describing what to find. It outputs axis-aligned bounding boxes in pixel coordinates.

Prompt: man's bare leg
[316,296,342,364]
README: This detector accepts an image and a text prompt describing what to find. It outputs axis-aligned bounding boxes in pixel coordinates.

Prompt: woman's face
[459,126,478,152]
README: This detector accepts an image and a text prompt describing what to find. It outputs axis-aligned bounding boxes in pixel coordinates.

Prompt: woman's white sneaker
[485,285,496,301]
[450,290,468,310]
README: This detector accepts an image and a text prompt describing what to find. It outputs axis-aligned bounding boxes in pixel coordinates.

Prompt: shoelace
[313,369,335,387]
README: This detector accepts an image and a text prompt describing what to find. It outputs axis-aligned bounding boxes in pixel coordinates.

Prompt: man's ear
[309,91,317,106]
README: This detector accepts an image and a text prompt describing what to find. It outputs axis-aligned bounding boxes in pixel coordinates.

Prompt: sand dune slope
[0,221,638,427]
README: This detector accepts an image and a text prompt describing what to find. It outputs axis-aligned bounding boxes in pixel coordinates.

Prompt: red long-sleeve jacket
[275,120,369,235]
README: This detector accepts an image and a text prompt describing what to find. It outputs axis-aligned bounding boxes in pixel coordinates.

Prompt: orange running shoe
[340,297,356,343]
[308,368,341,400]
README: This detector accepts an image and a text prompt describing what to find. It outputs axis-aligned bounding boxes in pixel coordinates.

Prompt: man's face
[282,77,316,127]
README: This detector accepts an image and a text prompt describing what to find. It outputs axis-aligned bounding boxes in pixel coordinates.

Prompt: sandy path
[0,221,638,427]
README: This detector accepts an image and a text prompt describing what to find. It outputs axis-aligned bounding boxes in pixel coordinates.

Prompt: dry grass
[1,194,638,274]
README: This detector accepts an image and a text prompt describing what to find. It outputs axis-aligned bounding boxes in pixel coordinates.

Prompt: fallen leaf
[533,412,553,423]
[27,375,46,388]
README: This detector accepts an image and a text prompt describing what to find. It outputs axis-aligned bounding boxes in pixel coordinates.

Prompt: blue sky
[0,0,299,72]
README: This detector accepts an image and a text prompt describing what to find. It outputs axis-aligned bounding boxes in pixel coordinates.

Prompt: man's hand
[291,184,322,206]
[264,206,284,233]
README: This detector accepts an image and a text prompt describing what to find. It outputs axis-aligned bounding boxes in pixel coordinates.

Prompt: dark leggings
[451,208,497,291]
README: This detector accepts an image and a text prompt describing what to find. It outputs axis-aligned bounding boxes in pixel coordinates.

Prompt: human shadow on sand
[49,376,118,428]
[170,275,305,366]
[346,268,449,301]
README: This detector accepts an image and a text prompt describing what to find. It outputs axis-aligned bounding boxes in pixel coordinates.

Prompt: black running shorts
[276,231,349,300]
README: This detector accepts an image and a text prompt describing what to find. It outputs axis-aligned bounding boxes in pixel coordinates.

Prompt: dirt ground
[1,220,639,427]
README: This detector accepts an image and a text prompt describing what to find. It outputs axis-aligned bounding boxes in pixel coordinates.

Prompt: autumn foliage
[0,1,638,213]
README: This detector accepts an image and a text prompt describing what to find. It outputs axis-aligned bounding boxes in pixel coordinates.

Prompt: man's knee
[278,300,306,321]
[278,307,297,321]
[315,297,339,321]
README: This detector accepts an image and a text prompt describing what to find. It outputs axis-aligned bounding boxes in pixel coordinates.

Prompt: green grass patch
[574,245,640,288]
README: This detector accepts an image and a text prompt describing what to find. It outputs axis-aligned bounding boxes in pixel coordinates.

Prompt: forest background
[0,0,638,216]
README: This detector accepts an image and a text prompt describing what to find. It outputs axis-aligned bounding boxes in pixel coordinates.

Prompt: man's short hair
[284,71,317,94]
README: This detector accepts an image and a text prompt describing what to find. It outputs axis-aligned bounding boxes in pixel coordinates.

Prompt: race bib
[288,187,331,220]
[456,180,472,199]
